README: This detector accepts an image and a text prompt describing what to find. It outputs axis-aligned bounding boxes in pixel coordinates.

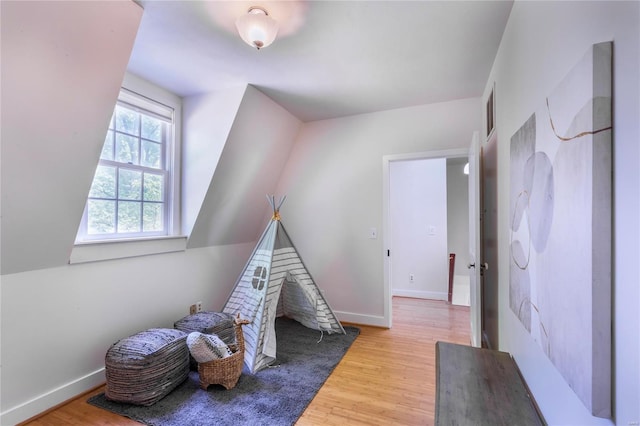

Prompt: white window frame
[71,73,185,263]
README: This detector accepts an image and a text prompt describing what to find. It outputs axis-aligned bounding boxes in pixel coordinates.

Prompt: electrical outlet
[409,274,415,283]
[189,304,197,315]
[196,301,203,313]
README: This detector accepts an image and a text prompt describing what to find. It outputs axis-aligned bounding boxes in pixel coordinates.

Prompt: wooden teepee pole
[266,195,286,221]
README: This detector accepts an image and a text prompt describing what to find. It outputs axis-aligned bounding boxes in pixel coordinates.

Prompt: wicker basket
[198,317,249,390]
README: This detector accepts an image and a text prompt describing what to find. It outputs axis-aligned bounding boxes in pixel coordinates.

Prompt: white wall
[275,98,481,324]
[446,159,470,277]
[182,86,246,237]
[0,242,253,425]
[390,158,448,300]
[1,77,304,419]
[0,5,302,423]
[1,83,301,426]
[187,85,302,248]
[0,1,142,275]
[486,1,639,424]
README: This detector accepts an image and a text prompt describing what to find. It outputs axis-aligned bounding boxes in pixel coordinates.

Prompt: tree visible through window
[77,89,175,241]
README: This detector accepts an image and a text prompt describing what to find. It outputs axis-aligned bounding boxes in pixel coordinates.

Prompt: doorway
[382,148,468,328]
[446,157,471,307]
[389,158,449,301]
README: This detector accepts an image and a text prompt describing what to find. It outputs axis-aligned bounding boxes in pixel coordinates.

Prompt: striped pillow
[186,332,233,363]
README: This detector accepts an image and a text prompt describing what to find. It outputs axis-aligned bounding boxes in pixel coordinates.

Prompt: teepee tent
[222,196,345,373]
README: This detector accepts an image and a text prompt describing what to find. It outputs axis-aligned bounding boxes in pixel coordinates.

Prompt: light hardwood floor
[22,297,470,426]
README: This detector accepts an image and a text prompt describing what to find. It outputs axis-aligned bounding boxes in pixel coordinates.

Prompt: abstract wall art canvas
[509,42,612,418]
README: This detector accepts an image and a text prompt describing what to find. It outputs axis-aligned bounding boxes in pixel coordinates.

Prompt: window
[252,266,267,291]
[76,88,176,242]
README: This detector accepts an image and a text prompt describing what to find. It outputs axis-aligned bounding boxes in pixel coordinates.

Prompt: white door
[468,131,482,347]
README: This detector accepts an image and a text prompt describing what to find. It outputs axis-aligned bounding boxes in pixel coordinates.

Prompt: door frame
[382,148,468,328]
[468,131,482,347]
[480,130,499,349]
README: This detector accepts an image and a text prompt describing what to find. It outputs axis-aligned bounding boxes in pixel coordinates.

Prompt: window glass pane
[115,134,139,164]
[118,169,142,200]
[87,200,115,234]
[143,173,164,201]
[78,86,176,242]
[115,105,139,136]
[141,115,162,142]
[101,130,114,160]
[143,203,163,232]
[89,165,116,198]
[117,201,141,233]
[141,140,162,168]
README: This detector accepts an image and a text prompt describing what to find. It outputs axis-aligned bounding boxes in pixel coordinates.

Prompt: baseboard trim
[335,310,388,328]
[392,289,448,300]
[2,368,105,426]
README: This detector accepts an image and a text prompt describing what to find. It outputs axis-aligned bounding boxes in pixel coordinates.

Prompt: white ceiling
[129,1,513,122]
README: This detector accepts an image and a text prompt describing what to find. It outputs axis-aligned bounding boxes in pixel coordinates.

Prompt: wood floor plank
[21,297,469,426]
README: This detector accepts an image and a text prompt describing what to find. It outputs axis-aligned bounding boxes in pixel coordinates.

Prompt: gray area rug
[88,318,359,426]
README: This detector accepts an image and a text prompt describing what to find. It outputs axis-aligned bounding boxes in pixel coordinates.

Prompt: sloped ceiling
[0,0,513,274]
[128,0,514,122]
[186,85,302,248]
[0,1,143,275]
[181,86,247,237]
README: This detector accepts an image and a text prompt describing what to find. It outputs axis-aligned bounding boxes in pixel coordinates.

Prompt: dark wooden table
[435,341,544,426]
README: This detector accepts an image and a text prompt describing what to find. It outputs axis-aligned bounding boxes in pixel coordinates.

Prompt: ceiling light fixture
[236,6,279,50]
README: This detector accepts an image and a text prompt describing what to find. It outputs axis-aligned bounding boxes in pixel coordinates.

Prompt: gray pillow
[186,332,233,363]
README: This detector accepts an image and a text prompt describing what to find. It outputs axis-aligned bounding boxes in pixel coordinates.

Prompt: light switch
[369,227,377,239]
[428,226,436,236]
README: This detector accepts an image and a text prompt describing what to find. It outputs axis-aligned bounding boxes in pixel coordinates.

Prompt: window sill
[69,235,187,265]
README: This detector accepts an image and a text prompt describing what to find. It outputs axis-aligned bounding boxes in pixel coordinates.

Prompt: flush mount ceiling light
[236,6,279,50]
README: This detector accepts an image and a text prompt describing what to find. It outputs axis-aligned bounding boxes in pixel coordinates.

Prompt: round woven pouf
[174,311,237,369]
[105,328,189,406]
